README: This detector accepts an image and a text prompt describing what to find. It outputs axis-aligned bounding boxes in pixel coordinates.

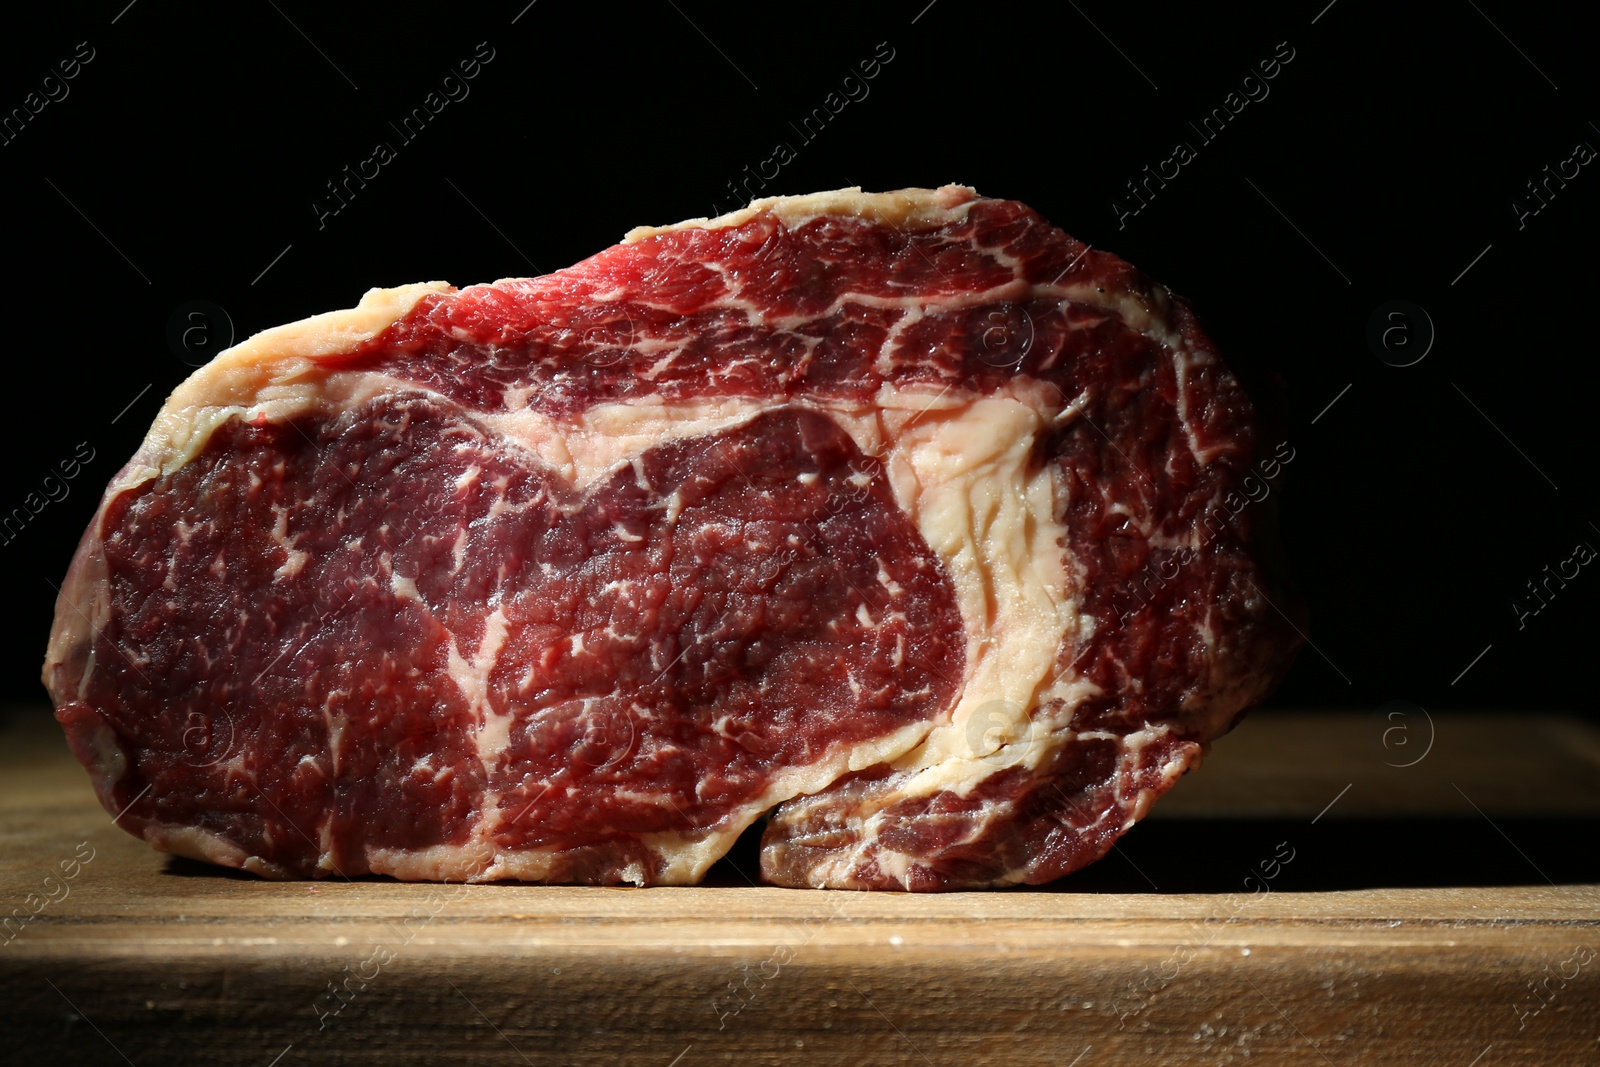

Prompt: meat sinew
[44,186,1301,890]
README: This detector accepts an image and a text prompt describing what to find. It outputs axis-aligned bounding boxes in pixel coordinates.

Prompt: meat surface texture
[45,186,1301,890]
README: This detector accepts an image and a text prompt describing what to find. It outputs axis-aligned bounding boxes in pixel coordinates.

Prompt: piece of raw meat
[44,185,1301,890]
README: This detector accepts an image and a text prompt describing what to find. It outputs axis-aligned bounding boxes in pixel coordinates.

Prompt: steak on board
[44,186,1301,890]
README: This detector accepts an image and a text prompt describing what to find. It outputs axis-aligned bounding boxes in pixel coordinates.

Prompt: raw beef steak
[44,186,1301,890]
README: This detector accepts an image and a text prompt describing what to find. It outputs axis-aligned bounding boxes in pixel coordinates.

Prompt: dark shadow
[162,856,261,879]
[701,817,768,889]
[1022,816,1600,894]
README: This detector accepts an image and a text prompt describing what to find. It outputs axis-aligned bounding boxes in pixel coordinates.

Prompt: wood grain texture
[3,708,1598,1065]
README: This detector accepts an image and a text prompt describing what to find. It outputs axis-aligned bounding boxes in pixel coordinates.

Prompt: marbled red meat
[44,186,1300,889]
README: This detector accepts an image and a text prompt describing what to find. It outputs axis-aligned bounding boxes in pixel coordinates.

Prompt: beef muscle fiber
[44,186,1301,890]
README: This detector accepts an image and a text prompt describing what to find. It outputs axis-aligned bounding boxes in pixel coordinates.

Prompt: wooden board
[3,708,1598,1065]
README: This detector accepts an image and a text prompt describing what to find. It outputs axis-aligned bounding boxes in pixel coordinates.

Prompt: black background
[2,1,1595,720]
